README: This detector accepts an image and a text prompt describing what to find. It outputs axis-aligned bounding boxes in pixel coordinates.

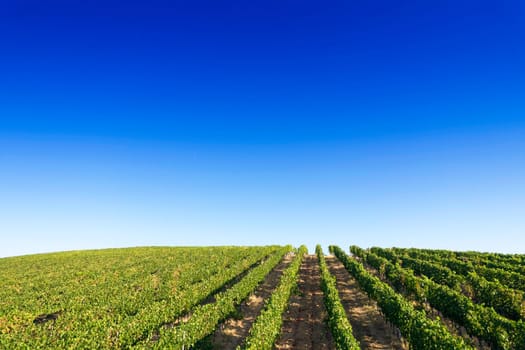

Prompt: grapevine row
[405,247,525,271]
[316,245,360,350]
[243,245,307,350]
[352,246,525,350]
[371,247,525,321]
[119,247,281,348]
[395,248,525,291]
[0,246,278,349]
[330,245,472,350]
[145,247,291,348]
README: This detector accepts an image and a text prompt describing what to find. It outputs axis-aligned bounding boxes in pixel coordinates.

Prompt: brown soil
[325,256,408,350]
[207,253,295,350]
[274,255,334,350]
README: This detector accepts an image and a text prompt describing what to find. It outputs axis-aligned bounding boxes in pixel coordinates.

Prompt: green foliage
[317,245,360,350]
[396,248,525,292]
[243,245,307,350]
[0,246,287,349]
[2,245,524,349]
[362,247,525,350]
[149,247,291,349]
[331,245,473,350]
[377,248,525,321]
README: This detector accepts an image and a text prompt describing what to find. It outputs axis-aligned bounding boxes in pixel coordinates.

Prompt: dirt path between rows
[205,253,294,350]
[325,256,408,350]
[274,255,334,350]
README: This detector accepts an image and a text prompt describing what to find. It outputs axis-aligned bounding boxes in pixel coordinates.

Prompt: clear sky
[1,0,524,257]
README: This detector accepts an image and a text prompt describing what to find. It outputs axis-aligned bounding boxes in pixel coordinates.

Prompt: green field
[1,246,524,349]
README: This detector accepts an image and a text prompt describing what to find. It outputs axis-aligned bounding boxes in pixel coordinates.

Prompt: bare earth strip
[325,256,408,350]
[206,253,295,350]
[274,255,334,350]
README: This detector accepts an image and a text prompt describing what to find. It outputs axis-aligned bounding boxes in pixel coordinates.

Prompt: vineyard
[1,246,524,349]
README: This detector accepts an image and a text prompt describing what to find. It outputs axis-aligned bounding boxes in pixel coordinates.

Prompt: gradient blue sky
[1,0,524,257]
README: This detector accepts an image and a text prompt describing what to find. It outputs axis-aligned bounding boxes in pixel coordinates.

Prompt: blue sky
[1,0,524,257]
